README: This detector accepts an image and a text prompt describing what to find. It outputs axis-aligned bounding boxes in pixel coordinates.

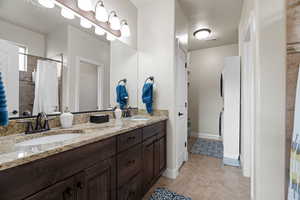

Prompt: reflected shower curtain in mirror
[33,60,58,115]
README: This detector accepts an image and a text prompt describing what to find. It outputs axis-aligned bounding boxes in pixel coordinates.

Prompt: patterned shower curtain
[288,67,300,200]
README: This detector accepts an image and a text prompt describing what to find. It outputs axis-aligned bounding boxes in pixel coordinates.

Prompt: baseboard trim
[163,168,179,179]
[191,132,222,140]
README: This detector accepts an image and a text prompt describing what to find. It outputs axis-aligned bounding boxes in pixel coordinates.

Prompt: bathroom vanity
[0,116,167,200]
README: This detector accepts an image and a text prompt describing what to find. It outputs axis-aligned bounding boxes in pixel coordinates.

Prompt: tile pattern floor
[143,137,250,200]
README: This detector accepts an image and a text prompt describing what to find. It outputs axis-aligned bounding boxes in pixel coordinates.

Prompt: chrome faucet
[20,112,50,134]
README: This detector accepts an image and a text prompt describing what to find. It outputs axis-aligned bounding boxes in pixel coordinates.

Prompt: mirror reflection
[0,0,138,118]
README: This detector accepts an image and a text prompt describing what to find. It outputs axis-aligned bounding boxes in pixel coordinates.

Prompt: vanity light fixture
[193,28,211,40]
[77,0,93,11]
[120,20,130,37]
[61,8,75,19]
[38,0,55,8]
[95,1,108,22]
[109,11,121,31]
[80,18,92,29]
[106,33,116,41]
[95,26,106,36]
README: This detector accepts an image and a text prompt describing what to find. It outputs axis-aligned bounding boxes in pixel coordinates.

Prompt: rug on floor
[149,188,192,200]
[190,138,223,159]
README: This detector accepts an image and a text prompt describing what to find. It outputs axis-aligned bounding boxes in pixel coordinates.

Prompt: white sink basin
[16,134,81,147]
[129,116,150,121]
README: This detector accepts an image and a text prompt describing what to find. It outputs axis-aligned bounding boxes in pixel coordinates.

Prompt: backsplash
[0,109,169,137]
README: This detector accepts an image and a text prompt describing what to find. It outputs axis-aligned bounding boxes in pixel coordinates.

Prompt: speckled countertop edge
[0,115,168,171]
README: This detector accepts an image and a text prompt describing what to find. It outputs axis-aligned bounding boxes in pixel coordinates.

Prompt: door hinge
[185,142,187,147]
[185,63,188,68]
[185,102,188,108]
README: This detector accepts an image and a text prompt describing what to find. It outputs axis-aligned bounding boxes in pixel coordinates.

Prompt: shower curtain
[33,60,58,115]
[288,67,300,200]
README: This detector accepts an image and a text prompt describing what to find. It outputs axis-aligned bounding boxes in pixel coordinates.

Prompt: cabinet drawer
[143,122,165,141]
[117,129,142,152]
[117,144,142,187]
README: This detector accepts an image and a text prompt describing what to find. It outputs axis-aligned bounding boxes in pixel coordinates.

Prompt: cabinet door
[142,137,156,194]
[25,174,83,200]
[118,173,141,200]
[84,157,116,200]
[158,136,166,173]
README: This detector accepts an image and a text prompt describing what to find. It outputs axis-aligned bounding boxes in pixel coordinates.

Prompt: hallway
[143,138,250,200]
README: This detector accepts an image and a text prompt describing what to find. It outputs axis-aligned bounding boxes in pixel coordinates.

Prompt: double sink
[15,116,150,148]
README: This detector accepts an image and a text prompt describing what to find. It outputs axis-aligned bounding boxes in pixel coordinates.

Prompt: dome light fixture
[109,11,121,31]
[121,20,130,37]
[80,18,92,29]
[38,0,55,8]
[61,8,75,19]
[95,1,108,22]
[95,26,106,36]
[193,28,211,40]
[77,0,93,11]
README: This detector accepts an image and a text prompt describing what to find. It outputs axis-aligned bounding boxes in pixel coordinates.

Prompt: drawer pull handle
[127,136,136,141]
[77,182,84,189]
[127,160,136,166]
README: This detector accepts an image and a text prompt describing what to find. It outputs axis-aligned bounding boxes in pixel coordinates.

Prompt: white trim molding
[191,132,222,141]
[163,168,179,179]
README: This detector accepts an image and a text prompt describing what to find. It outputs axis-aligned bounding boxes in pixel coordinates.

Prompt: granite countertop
[0,115,168,171]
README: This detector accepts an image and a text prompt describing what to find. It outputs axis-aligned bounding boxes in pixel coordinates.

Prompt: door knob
[12,110,18,115]
[178,112,184,116]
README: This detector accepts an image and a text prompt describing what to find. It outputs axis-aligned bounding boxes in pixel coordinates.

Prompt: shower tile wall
[19,55,37,115]
[287,0,300,190]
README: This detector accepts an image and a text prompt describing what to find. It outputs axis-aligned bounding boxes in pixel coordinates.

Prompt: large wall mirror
[0,0,138,118]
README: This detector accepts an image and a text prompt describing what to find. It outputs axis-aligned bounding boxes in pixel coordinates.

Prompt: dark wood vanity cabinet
[0,120,166,200]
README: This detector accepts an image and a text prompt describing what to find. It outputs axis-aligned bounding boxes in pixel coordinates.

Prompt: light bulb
[77,0,92,11]
[109,12,121,31]
[96,1,108,22]
[106,33,116,41]
[38,0,54,8]
[61,8,75,19]
[95,27,105,36]
[121,22,130,37]
[80,18,92,29]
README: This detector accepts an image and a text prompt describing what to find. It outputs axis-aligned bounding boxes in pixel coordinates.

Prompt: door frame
[75,57,104,112]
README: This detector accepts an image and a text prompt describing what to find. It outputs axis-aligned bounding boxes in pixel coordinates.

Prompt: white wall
[0,19,45,56]
[110,40,138,108]
[67,26,111,111]
[188,44,238,138]
[46,25,68,59]
[91,0,137,49]
[137,0,178,178]
[239,0,286,199]
[175,0,189,52]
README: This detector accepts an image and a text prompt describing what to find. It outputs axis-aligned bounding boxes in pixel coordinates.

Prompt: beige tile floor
[143,137,251,200]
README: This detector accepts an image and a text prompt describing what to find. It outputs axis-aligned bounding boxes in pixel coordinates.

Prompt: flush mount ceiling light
[95,1,108,22]
[120,20,130,37]
[80,18,92,29]
[95,26,106,35]
[193,28,212,40]
[109,11,121,31]
[38,0,55,8]
[77,0,93,11]
[61,8,75,19]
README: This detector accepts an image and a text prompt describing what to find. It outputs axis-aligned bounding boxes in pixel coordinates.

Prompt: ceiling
[178,0,242,51]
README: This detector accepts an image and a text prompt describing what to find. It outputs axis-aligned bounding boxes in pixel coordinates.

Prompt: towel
[0,73,8,126]
[116,85,128,110]
[142,83,153,114]
[288,68,300,200]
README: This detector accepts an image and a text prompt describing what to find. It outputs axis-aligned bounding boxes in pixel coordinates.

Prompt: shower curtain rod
[18,53,63,64]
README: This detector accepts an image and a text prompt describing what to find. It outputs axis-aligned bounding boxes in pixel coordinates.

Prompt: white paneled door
[175,43,188,169]
[0,39,19,117]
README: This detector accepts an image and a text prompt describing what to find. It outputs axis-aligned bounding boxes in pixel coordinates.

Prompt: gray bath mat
[190,138,223,159]
[149,188,192,200]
